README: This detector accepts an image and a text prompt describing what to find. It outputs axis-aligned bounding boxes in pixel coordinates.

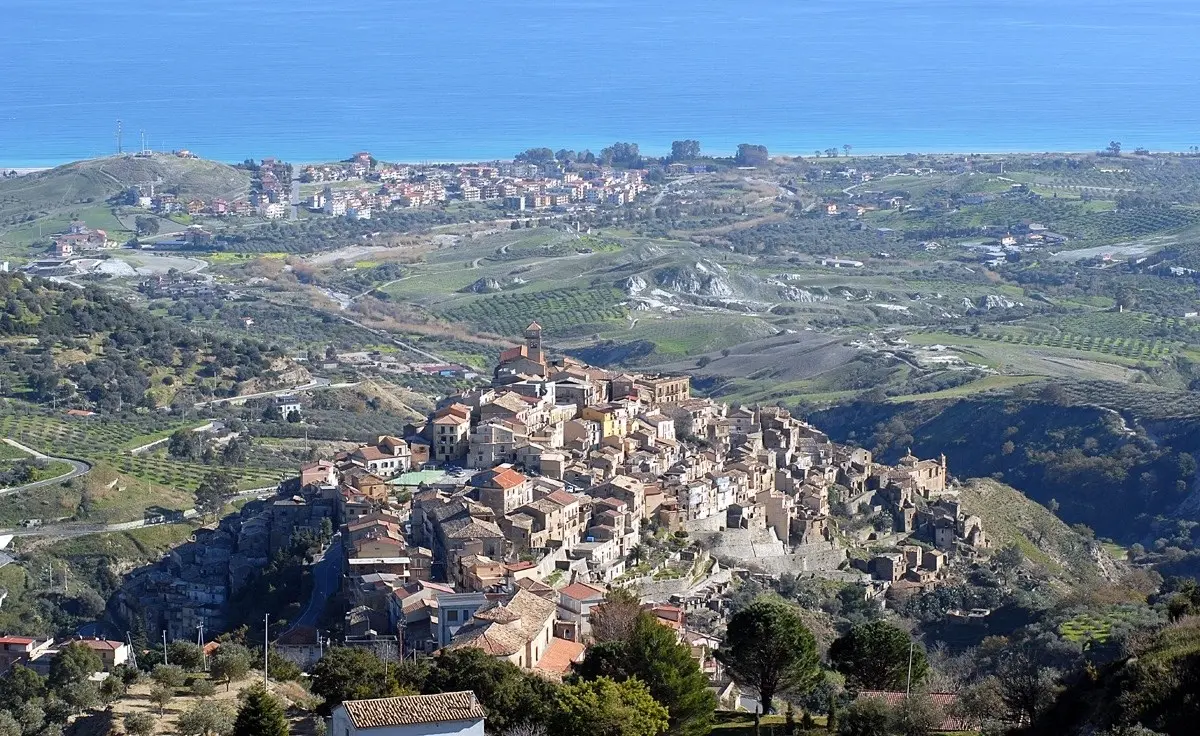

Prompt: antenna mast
[116,119,123,154]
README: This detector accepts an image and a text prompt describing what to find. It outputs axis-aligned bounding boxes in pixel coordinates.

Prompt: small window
[447,610,459,622]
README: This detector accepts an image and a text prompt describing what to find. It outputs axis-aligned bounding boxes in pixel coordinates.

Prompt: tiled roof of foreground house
[446,588,556,657]
[342,692,486,727]
[535,636,585,676]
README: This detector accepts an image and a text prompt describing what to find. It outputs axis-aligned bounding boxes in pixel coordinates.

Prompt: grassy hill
[0,154,251,253]
[958,478,1119,586]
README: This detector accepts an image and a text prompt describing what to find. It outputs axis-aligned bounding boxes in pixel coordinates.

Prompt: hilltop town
[5,144,1198,734]
[116,322,986,686]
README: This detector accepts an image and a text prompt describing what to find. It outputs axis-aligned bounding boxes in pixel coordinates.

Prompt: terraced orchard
[440,286,627,337]
[1058,604,1162,645]
[0,411,184,457]
[110,453,288,493]
[0,408,287,492]
[977,330,1177,360]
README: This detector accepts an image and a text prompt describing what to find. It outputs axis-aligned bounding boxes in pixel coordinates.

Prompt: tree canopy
[573,613,715,735]
[195,472,236,516]
[670,141,701,162]
[232,685,289,736]
[48,643,102,689]
[588,588,644,643]
[423,648,558,733]
[178,700,236,736]
[552,677,670,736]
[734,144,770,167]
[515,148,556,164]
[209,644,252,692]
[829,621,928,692]
[600,143,642,168]
[310,647,401,714]
[716,597,820,716]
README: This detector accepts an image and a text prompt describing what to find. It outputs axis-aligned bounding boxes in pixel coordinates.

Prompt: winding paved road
[0,439,91,497]
[286,533,343,634]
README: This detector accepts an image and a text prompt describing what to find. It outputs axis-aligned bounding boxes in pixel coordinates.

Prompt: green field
[0,408,286,523]
[1058,605,1161,645]
[440,286,629,338]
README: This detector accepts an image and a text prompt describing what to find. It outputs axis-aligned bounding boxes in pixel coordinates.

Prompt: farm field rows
[0,407,286,524]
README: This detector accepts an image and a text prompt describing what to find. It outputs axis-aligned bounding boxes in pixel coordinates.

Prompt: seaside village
[116,152,644,226]
[99,324,987,704]
[301,153,647,217]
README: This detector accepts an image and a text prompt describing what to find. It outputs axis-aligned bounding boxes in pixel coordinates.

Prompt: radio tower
[116,119,123,154]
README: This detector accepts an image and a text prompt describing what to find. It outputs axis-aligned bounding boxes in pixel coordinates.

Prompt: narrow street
[288,533,343,632]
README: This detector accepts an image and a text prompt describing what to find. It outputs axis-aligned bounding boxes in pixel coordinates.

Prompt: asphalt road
[288,533,343,632]
[0,439,91,497]
[192,378,351,408]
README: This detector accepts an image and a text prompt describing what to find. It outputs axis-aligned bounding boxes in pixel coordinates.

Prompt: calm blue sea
[3,0,1200,167]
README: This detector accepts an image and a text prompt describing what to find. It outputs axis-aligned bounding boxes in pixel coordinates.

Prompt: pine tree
[233,686,289,736]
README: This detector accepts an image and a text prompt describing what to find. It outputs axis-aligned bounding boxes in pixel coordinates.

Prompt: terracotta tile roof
[545,490,582,506]
[487,392,534,415]
[275,626,319,646]
[435,403,472,420]
[470,465,527,490]
[514,577,557,599]
[441,517,504,540]
[341,692,485,728]
[447,589,556,657]
[535,637,585,675]
[558,582,606,602]
[499,346,529,363]
[353,446,388,461]
[0,636,36,645]
[78,639,124,651]
[523,497,561,515]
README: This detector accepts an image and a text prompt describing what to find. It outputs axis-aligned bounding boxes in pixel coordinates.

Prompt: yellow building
[581,404,627,439]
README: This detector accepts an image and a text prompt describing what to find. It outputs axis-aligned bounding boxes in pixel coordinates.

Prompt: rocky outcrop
[465,277,504,293]
[655,264,734,298]
[621,275,648,295]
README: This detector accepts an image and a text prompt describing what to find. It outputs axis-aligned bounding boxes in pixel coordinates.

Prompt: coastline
[0,146,1187,173]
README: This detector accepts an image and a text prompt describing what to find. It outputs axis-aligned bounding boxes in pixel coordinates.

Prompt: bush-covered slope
[0,274,296,410]
[1023,617,1200,736]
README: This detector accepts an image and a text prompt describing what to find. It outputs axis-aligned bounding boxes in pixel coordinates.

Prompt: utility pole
[126,632,138,669]
[263,614,269,688]
[197,624,207,671]
[906,641,914,697]
[163,630,169,666]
